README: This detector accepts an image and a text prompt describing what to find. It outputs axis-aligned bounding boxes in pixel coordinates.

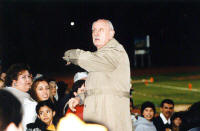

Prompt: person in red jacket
[64,80,86,120]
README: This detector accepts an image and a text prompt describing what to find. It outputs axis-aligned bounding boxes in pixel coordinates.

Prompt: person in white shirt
[4,63,33,131]
[153,99,174,131]
[4,63,32,104]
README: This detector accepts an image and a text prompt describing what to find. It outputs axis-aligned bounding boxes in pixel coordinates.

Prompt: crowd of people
[0,63,90,131]
[1,63,200,131]
[0,19,200,131]
[131,99,200,131]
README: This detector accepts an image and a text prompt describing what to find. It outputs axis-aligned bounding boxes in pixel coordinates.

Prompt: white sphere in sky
[70,21,75,26]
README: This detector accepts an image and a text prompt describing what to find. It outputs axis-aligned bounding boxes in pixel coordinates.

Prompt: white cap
[33,73,43,81]
[74,72,88,83]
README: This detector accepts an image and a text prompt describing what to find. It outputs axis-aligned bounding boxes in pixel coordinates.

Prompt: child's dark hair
[71,80,85,94]
[36,100,55,115]
[141,101,156,116]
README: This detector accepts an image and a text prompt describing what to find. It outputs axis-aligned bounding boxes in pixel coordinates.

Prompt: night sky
[1,0,200,74]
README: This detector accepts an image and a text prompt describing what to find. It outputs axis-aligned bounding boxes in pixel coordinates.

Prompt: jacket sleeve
[63,48,122,72]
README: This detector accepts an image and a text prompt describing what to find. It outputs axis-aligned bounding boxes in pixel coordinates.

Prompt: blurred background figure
[134,101,157,131]
[57,81,69,100]
[0,71,6,89]
[49,79,59,102]
[0,78,4,89]
[180,101,200,131]
[0,90,23,131]
[171,112,183,131]
[0,72,6,81]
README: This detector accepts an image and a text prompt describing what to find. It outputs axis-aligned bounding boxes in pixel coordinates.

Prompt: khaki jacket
[64,38,132,131]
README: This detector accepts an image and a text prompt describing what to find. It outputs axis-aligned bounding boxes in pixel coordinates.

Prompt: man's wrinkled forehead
[92,20,109,29]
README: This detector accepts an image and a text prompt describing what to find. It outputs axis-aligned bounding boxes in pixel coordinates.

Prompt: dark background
[1,0,200,74]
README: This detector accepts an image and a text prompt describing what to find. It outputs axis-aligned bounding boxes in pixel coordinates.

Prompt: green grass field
[131,72,200,108]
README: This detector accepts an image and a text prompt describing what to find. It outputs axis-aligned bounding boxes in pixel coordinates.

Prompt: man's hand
[68,97,80,112]
[66,61,71,65]
[165,128,172,131]
[63,50,70,61]
[63,50,72,65]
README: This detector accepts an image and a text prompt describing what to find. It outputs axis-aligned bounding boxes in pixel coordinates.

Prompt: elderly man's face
[92,20,114,49]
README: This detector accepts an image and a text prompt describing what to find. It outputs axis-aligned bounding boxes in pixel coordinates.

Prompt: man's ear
[109,30,115,39]
[109,30,115,40]
[6,122,23,131]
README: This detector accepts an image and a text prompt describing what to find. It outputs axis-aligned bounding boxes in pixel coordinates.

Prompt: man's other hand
[68,97,80,112]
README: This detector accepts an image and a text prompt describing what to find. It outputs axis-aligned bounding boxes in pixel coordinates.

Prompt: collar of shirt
[160,113,171,124]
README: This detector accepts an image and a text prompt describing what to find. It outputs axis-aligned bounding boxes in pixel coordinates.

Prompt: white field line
[148,83,200,92]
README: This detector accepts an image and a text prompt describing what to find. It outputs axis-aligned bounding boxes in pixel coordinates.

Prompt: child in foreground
[27,100,56,131]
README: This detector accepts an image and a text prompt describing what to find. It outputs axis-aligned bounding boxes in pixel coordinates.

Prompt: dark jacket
[189,127,200,131]
[26,118,48,131]
[153,116,172,131]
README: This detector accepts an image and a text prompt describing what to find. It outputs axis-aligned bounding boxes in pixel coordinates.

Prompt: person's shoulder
[3,86,14,91]
[109,39,123,48]
[24,97,37,105]
[189,127,200,131]
[27,122,37,129]
[154,115,161,120]
[153,115,162,123]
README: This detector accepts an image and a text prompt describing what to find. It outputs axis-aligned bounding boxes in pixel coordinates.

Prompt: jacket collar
[98,38,121,51]
[160,113,171,124]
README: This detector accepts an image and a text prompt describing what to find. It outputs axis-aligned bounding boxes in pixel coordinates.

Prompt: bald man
[63,19,132,131]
